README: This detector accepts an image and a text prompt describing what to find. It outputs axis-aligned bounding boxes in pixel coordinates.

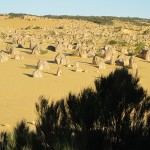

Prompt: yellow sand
[0,16,149,131]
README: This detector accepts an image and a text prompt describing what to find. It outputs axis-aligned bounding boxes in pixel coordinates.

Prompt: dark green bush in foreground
[0,68,149,150]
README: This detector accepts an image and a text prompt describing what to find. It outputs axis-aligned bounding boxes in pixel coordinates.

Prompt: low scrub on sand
[0,68,149,150]
[134,42,145,55]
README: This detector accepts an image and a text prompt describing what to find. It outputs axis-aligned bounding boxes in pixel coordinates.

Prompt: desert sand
[0,16,149,131]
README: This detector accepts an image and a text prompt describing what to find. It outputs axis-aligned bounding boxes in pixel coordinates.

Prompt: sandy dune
[0,50,149,131]
[0,16,149,131]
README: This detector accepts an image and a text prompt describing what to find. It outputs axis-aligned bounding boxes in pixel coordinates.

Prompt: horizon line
[0,12,150,20]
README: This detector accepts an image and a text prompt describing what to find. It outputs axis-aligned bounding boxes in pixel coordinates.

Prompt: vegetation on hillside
[3,13,150,26]
[8,13,26,19]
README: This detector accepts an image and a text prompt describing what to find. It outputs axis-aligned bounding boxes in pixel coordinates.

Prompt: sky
[0,0,149,19]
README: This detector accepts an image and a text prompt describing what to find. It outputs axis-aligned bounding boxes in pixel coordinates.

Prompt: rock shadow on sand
[23,73,33,78]
[22,50,32,54]
[43,71,56,76]
[24,64,37,69]
[47,60,56,64]
[78,61,92,65]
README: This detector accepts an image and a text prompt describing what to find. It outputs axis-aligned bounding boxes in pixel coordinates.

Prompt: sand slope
[0,16,149,131]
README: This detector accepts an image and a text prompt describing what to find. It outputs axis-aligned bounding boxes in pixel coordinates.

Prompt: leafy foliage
[118,40,128,46]
[108,40,117,45]
[13,120,32,150]
[1,32,7,39]
[134,42,145,55]
[8,13,26,19]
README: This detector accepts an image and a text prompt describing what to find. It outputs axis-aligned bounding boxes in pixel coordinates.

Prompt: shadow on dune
[47,45,56,52]
[1,50,9,54]
[47,60,55,64]
[23,73,33,78]
[24,64,37,69]
[78,61,92,65]
[43,71,56,76]
[70,69,76,72]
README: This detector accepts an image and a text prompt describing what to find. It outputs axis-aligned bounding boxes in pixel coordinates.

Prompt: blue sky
[0,0,149,18]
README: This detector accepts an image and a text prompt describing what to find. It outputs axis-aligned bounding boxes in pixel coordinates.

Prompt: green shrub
[108,40,117,45]
[134,42,145,55]
[33,68,149,150]
[118,40,128,46]
[8,13,29,19]
[143,29,150,35]
[1,32,7,39]
[33,26,42,30]
[114,26,122,32]
[14,120,32,150]
[49,31,56,36]
[6,44,12,52]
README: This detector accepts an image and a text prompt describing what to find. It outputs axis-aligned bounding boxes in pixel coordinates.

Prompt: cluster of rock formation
[0,15,150,78]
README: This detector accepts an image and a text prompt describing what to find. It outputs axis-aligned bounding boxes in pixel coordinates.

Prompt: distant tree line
[118,17,150,26]
[43,15,114,25]
[0,68,149,150]
[43,15,150,26]
[1,13,149,26]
